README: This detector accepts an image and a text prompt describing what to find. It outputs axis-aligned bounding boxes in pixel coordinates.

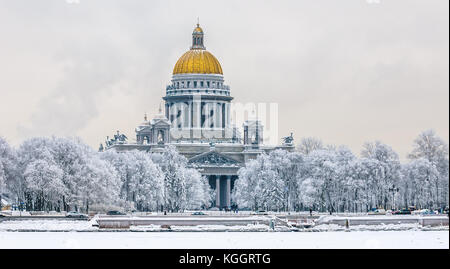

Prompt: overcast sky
[0,0,448,160]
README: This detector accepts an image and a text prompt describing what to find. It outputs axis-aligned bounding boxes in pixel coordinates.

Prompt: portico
[188,150,241,208]
[208,174,236,208]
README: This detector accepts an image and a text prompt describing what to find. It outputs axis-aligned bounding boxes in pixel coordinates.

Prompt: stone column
[216,102,221,129]
[216,176,220,208]
[226,175,231,208]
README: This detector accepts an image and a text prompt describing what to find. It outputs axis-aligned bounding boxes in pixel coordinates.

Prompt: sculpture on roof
[282,132,294,145]
[105,131,128,147]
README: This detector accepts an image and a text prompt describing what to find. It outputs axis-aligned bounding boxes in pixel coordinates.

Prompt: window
[207,81,210,88]
[194,81,197,87]
[200,81,204,87]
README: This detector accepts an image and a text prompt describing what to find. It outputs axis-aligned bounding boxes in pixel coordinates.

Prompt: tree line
[233,130,449,212]
[0,129,448,213]
[0,137,212,213]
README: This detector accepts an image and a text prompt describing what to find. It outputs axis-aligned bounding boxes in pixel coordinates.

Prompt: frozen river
[0,231,448,249]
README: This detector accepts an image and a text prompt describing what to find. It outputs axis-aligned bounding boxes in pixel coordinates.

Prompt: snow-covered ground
[0,220,97,231]
[0,218,447,248]
[0,231,447,249]
[1,217,448,232]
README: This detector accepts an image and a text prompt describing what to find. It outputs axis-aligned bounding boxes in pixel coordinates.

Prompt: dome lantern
[191,23,205,50]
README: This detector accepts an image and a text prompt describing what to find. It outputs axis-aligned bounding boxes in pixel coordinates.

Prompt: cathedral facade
[106,24,294,209]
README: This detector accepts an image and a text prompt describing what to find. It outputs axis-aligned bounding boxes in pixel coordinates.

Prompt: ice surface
[0,231,447,249]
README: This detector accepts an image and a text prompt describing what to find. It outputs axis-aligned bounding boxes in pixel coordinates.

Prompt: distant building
[104,24,294,208]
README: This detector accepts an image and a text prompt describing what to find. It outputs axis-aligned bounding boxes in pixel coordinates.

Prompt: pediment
[188,150,241,167]
[152,118,171,126]
[136,126,152,133]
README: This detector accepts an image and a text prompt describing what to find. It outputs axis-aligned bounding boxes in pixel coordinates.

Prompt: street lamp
[388,185,399,210]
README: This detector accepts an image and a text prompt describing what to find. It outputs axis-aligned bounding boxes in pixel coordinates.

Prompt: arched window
[157,130,164,144]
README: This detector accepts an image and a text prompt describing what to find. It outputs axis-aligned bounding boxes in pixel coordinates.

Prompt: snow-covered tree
[297,137,324,155]
[16,137,121,212]
[101,150,164,211]
[401,158,440,209]
[185,170,212,210]
[408,129,449,208]
[24,159,65,211]
[298,146,356,213]
[349,157,384,211]
[234,150,305,211]
[151,146,211,211]
[302,150,337,213]
[264,150,305,211]
[0,162,5,207]
[233,157,267,210]
[361,141,401,209]
[0,137,18,206]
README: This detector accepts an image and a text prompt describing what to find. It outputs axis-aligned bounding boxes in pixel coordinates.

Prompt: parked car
[393,208,411,215]
[66,211,88,219]
[251,210,268,215]
[421,209,437,215]
[412,209,436,215]
[368,208,386,215]
[106,210,126,216]
[191,211,207,216]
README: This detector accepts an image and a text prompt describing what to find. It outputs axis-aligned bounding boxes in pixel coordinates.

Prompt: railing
[166,85,230,91]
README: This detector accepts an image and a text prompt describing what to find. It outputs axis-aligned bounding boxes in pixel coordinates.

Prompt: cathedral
[104,23,294,209]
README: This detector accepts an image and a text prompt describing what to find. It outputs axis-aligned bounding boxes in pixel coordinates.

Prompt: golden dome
[172,23,223,75]
[173,49,223,75]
